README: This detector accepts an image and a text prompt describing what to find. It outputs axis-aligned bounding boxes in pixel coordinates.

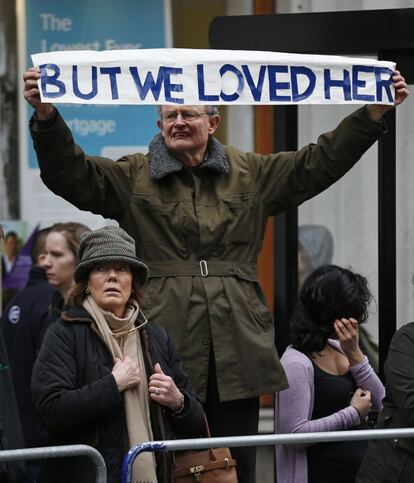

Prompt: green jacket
[30,106,385,402]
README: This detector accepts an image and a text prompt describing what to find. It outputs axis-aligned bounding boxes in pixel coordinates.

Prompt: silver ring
[154,387,160,395]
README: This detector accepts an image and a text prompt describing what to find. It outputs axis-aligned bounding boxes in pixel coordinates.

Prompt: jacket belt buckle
[200,260,208,277]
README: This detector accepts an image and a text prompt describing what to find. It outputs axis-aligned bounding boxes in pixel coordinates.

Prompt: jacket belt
[147,260,257,281]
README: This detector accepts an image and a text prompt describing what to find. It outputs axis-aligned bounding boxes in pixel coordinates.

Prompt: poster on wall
[19,0,171,230]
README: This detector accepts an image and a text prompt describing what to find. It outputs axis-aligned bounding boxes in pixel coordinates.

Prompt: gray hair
[157,105,220,118]
[205,105,220,115]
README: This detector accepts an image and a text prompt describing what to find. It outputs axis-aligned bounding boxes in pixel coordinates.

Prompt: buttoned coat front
[31,307,204,483]
[30,106,386,402]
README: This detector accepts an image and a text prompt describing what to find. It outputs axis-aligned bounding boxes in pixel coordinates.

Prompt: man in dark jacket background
[357,321,414,483]
[1,227,56,482]
[0,223,25,483]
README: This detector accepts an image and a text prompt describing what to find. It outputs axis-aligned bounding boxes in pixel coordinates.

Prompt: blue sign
[25,0,168,168]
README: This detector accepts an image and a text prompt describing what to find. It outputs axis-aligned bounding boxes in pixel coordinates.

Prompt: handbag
[170,415,238,482]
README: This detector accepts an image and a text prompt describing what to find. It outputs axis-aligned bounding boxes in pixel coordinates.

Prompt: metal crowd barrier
[0,444,107,483]
[122,428,414,483]
[3,428,414,483]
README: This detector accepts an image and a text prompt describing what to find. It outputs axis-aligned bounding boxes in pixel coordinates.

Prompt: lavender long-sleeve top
[275,339,385,483]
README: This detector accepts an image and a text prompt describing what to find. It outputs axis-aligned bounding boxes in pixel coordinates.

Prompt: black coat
[31,307,204,483]
[0,329,25,482]
[357,322,414,483]
[1,266,56,448]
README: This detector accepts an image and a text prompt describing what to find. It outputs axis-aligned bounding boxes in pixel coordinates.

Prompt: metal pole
[0,223,4,314]
[0,445,107,483]
[122,442,165,483]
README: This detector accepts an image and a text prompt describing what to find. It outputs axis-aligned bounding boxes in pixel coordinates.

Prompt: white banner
[32,48,396,106]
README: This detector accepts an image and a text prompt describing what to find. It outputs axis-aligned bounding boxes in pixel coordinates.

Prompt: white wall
[275,0,414,342]
[225,0,255,152]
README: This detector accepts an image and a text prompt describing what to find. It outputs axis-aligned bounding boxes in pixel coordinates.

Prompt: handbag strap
[171,457,237,478]
[171,412,230,470]
[171,413,221,468]
[202,413,212,438]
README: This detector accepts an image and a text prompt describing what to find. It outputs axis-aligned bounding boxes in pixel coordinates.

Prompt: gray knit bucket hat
[74,225,149,286]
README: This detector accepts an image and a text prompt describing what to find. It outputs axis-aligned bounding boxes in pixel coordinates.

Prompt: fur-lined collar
[148,133,229,180]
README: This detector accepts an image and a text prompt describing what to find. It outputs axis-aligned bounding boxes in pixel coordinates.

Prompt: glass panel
[396,94,414,329]
[297,104,379,369]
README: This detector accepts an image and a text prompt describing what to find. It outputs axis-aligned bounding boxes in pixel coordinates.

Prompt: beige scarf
[83,296,158,483]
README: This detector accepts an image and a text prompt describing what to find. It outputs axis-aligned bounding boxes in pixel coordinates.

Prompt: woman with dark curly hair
[275,265,384,483]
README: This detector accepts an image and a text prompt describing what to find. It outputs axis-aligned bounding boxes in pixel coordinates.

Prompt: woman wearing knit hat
[31,225,204,483]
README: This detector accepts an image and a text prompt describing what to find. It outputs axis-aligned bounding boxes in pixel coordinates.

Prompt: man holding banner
[23,51,408,483]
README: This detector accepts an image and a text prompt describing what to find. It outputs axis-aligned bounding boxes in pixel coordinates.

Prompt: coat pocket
[240,279,273,331]
[380,407,414,456]
[220,195,255,245]
[134,195,181,247]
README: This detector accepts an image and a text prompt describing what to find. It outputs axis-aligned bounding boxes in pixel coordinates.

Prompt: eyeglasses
[160,110,210,123]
